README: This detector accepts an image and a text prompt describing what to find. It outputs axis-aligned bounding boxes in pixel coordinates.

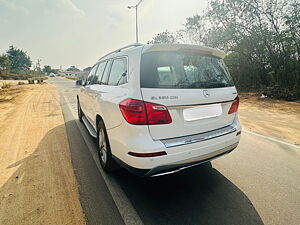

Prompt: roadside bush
[0,72,46,81]
[0,73,30,80]
[1,81,11,89]
[261,86,300,102]
[150,0,300,102]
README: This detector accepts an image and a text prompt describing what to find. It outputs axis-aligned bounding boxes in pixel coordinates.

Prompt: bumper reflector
[236,131,242,136]
[128,151,167,157]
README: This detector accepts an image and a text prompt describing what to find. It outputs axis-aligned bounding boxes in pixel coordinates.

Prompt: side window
[86,64,98,85]
[100,60,112,85]
[95,61,107,84]
[108,58,128,86]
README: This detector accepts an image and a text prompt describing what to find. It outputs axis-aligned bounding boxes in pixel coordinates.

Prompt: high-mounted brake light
[228,96,239,114]
[119,99,172,125]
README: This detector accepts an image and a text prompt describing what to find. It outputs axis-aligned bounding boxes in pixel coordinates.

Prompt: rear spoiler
[142,44,226,59]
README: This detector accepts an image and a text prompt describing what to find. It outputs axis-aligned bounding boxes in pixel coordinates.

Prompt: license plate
[183,104,222,121]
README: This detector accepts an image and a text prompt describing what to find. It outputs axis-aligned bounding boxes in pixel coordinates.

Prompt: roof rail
[98,43,143,61]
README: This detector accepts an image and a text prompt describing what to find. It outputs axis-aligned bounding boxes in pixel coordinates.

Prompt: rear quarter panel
[93,48,144,130]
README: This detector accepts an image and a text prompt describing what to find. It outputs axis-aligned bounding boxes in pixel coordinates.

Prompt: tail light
[228,96,239,114]
[119,99,147,125]
[119,99,172,125]
[145,102,172,125]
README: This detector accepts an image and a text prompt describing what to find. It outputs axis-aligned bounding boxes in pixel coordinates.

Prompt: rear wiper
[174,81,229,88]
[186,81,207,88]
[204,82,229,88]
[186,81,229,88]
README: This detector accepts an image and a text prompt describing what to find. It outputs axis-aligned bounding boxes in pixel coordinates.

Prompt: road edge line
[243,130,300,149]
[62,94,144,225]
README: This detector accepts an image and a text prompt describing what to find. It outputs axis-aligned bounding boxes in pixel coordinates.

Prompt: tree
[182,15,209,45]
[0,54,11,75]
[66,66,80,71]
[43,65,52,74]
[6,46,32,72]
[204,0,299,89]
[149,0,300,99]
[83,66,92,72]
[148,30,177,44]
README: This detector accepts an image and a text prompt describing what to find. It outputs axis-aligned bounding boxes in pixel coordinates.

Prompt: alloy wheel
[98,128,107,164]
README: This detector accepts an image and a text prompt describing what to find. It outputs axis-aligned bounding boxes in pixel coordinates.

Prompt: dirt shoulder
[239,93,300,146]
[0,84,85,225]
[0,80,28,87]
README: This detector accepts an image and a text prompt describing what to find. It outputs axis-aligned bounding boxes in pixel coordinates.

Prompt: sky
[0,0,208,70]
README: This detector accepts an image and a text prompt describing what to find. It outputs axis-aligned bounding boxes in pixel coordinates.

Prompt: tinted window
[140,51,234,89]
[95,61,107,84]
[157,66,177,86]
[86,64,98,85]
[108,58,127,86]
[100,60,112,85]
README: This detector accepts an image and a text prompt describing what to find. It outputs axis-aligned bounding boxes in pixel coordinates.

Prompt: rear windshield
[140,51,234,89]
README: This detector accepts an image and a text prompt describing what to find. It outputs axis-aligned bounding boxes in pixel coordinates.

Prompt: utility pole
[128,0,143,43]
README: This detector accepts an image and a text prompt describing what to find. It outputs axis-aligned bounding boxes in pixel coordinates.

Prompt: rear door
[80,64,98,117]
[140,50,237,140]
[82,64,98,122]
[99,57,129,129]
[87,61,108,126]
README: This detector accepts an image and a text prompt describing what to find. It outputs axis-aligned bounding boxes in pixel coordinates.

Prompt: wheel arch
[96,114,104,128]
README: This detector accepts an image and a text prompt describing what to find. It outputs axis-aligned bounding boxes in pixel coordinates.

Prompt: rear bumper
[107,116,241,175]
[113,142,238,177]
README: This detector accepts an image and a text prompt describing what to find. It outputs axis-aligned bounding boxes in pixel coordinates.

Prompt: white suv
[77,43,241,176]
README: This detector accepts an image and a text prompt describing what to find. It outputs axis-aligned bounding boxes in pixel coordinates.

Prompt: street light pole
[135,6,138,43]
[128,0,143,43]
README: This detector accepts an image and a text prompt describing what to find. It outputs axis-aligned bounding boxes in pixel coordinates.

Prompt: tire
[205,161,212,168]
[77,98,83,123]
[97,121,118,172]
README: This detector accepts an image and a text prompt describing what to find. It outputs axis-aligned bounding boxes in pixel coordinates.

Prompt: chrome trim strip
[148,143,238,177]
[167,100,233,110]
[160,125,237,148]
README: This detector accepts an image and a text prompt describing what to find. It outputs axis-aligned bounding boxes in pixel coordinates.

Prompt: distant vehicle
[49,73,56,77]
[77,43,241,177]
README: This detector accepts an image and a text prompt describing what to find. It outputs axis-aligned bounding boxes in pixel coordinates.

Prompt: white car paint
[78,43,241,176]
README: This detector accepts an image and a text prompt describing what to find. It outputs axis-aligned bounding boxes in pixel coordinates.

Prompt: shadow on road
[67,116,263,225]
[0,124,85,225]
[3,118,263,225]
[73,117,264,225]
[113,157,264,225]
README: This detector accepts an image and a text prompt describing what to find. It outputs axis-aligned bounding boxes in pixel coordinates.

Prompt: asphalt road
[49,77,300,225]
